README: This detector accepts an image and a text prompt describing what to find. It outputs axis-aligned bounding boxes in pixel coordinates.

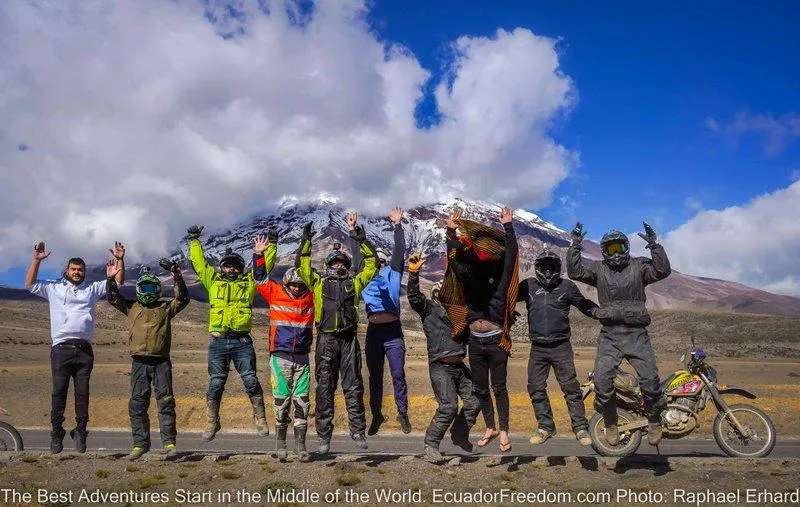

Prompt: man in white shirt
[25,241,125,453]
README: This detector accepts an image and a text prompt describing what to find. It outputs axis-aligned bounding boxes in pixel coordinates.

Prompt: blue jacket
[354,223,405,317]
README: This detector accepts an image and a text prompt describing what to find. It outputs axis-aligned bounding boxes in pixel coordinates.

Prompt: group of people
[25,205,671,463]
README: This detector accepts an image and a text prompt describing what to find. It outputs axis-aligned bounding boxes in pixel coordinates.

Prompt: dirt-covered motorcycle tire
[588,409,642,457]
[0,421,23,451]
[713,403,776,458]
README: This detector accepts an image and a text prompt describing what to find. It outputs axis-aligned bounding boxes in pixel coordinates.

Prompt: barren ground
[0,299,799,436]
[2,300,800,505]
[1,451,799,507]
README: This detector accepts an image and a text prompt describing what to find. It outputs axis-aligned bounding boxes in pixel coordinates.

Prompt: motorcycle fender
[717,385,757,399]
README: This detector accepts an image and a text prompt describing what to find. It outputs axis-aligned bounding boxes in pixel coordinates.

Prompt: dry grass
[1,298,798,436]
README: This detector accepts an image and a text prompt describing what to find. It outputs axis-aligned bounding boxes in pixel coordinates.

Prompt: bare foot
[477,428,499,447]
[499,431,512,452]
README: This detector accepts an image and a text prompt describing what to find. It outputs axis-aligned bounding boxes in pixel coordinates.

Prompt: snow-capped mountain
[160,197,576,275]
[110,197,800,316]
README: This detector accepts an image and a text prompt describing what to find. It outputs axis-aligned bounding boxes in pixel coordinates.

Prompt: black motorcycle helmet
[600,230,630,269]
[325,243,351,278]
[219,247,246,280]
[534,249,562,287]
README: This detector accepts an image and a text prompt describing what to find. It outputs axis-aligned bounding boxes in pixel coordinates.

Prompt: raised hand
[109,241,125,260]
[389,207,403,225]
[186,225,204,240]
[158,258,178,273]
[106,259,122,279]
[637,221,658,248]
[253,234,269,255]
[447,210,462,229]
[301,222,316,242]
[351,225,366,243]
[571,222,585,246]
[267,227,279,244]
[407,252,426,273]
[346,212,358,231]
[500,206,513,225]
[33,241,51,261]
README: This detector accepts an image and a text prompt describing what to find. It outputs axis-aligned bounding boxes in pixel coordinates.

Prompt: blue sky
[370,1,800,236]
[1,0,798,294]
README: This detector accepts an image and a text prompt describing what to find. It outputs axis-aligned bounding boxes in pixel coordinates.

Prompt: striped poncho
[439,218,519,355]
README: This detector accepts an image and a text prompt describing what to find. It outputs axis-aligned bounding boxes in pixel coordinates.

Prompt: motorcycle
[0,406,24,451]
[580,340,776,458]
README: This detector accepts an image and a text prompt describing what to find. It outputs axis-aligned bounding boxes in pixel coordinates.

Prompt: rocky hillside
[14,197,800,316]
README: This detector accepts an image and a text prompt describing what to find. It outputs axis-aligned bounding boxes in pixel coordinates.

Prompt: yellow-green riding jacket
[188,239,270,333]
[297,232,377,334]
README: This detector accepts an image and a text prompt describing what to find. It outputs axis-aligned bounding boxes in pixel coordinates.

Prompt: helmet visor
[603,240,629,256]
[138,283,160,294]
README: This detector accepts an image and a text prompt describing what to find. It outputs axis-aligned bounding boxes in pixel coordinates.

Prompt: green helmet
[136,273,162,305]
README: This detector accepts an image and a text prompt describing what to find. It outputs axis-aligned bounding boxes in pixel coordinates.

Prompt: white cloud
[705,110,800,156]
[0,0,575,268]
[662,181,800,296]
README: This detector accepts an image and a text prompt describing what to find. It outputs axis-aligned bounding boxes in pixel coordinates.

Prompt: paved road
[17,429,800,458]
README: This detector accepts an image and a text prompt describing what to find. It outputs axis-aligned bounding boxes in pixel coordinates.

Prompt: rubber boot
[275,424,288,460]
[250,394,270,437]
[295,425,310,462]
[201,398,221,442]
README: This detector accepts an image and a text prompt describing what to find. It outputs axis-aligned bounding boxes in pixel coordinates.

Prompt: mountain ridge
[7,198,799,316]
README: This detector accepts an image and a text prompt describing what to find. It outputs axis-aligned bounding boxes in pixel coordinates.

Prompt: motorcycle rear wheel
[588,409,642,457]
[713,404,775,458]
[0,421,23,451]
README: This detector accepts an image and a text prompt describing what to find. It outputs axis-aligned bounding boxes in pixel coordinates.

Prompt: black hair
[66,257,86,268]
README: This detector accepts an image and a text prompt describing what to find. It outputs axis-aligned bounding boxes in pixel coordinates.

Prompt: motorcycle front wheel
[588,409,642,457]
[713,404,776,458]
[0,421,24,451]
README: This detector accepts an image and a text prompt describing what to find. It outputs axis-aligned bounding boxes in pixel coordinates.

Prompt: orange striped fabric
[440,218,519,355]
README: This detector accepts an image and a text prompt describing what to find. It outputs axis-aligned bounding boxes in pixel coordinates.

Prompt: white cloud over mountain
[662,180,800,296]
[0,0,575,268]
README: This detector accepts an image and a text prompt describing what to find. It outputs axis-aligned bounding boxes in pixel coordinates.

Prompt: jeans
[206,335,263,401]
[468,335,509,432]
[50,339,94,433]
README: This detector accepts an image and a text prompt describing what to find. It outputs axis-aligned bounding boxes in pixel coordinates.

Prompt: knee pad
[129,392,150,404]
[293,397,309,420]
[242,377,261,396]
[438,403,458,419]
[462,397,479,413]
[208,376,226,391]
[157,394,176,408]
[272,397,289,417]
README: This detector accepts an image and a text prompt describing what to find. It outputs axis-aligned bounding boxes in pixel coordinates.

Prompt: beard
[66,273,85,285]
